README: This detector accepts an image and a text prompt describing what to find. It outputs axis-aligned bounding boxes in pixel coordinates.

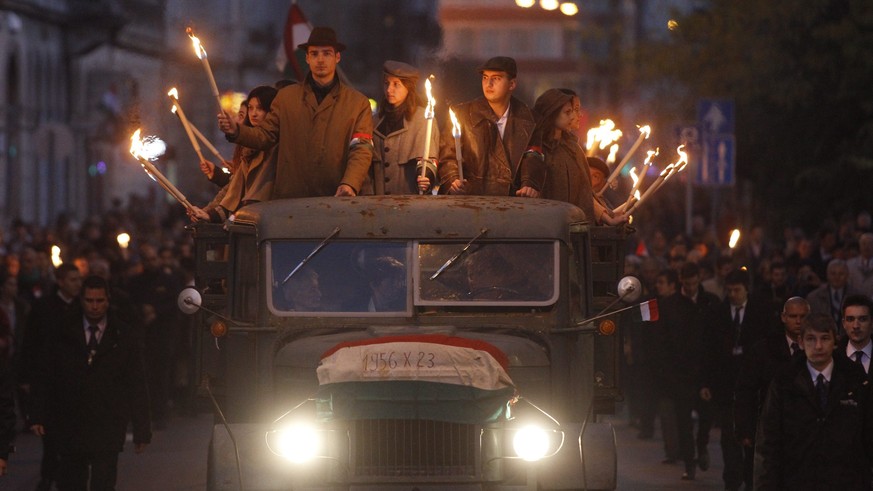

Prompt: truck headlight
[273,424,322,463]
[513,425,550,461]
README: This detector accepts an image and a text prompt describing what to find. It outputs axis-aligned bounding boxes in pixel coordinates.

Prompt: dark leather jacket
[438,96,540,196]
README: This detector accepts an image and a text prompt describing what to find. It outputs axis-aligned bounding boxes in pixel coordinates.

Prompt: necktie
[87,325,100,353]
[732,306,741,326]
[790,342,800,356]
[855,351,865,368]
[815,373,828,410]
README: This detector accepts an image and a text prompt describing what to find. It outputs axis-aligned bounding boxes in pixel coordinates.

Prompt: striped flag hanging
[316,335,516,424]
[275,2,311,80]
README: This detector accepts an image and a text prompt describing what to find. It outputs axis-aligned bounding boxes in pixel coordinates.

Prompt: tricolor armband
[349,133,374,151]
[523,146,544,160]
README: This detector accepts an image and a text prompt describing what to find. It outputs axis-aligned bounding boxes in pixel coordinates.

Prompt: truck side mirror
[617,276,641,303]
[178,287,203,314]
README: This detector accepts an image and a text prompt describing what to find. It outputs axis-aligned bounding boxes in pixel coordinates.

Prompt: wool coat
[232,76,373,198]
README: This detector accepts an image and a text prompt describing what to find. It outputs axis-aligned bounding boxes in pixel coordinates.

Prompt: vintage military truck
[181,195,631,491]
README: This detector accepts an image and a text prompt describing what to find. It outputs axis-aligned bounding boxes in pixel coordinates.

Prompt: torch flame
[673,144,689,172]
[167,87,179,100]
[659,163,675,179]
[449,108,461,139]
[187,27,207,59]
[51,245,62,268]
[117,233,131,250]
[645,148,659,165]
[586,119,622,151]
[629,167,639,187]
[424,76,435,119]
[607,143,619,164]
[639,125,652,139]
[729,229,741,249]
[633,190,640,200]
[129,129,167,162]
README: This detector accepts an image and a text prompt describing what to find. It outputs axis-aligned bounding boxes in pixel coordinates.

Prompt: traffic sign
[698,99,735,135]
[699,135,735,186]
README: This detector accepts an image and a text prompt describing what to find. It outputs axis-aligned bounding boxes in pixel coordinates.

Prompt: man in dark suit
[700,269,777,491]
[652,269,699,480]
[755,313,873,489]
[679,262,721,472]
[19,263,82,491]
[840,294,873,377]
[734,297,809,473]
[30,275,151,490]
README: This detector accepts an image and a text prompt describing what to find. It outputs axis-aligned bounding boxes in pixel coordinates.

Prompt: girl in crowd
[370,60,438,194]
[524,88,626,225]
[189,85,278,222]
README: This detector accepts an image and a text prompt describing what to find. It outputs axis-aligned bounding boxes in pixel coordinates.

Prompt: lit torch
[616,148,658,213]
[168,88,227,165]
[168,88,205,162]
[419,75,436,194]
[129,129,194,211]
[51,245,62,268]
[116,233,131,250]
[586,119,622,157]
[187,27,222,111]
[729,229,741,249]
[598,124,651,197]
[626,144,688,215]
[449,108,463,182]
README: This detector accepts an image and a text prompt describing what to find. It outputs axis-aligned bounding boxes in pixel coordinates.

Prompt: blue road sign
[699,135,735,186]
[698,99,735,135]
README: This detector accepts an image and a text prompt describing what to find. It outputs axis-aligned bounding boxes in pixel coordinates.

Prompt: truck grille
[352,419,478,477]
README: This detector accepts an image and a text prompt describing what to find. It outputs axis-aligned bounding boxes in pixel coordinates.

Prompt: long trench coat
[232,76,373,198]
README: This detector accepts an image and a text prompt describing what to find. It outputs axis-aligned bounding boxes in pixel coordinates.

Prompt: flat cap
[383,60,420,82]
[588,156,609,178]
[478,56,517,79]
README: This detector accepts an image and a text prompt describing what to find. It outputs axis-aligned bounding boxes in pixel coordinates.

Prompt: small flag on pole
[275,1,311,80]
[638,298,659,322]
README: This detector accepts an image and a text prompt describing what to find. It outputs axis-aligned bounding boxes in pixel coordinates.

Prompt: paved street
[3,410,730,490]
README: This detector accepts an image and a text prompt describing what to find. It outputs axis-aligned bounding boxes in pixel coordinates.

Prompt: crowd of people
[622,210,873,489]
[0,23,872,490]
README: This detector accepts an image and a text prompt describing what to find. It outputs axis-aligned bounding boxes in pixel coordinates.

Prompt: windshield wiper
[281,226,341,285]
[429,228,488,280]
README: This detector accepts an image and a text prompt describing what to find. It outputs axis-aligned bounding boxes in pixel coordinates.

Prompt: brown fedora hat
[298,26,347,52]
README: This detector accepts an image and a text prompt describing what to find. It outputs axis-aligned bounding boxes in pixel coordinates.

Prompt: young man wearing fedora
[218,27,373,199]
[437,56,540,197]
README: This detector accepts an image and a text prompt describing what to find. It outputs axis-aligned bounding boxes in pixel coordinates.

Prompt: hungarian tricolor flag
[316,335,516,424]
[637,298,659,322]
[275,2,311,80]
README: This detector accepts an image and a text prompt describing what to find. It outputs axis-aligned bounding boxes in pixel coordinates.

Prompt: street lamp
[560,3,579,15]
[517,0,578,16]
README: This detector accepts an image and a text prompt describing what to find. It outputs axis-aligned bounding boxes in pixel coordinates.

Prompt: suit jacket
[650,292,700,396]
[437,96,539,196]
[755,355,873,490]
[18,290,78,385]
[806,284,860,325]
[0,360,14,460]
[30,311,151,454]
[734,333,798,441]
[702,298,778,405]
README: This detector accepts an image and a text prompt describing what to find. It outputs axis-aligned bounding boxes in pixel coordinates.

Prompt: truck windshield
[268,241,409,315]
[267,240,559,314]
[416,241,558,306]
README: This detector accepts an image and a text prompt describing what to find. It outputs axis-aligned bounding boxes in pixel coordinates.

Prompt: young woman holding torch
[189,85,278,222]
[369,60,438,195]
[523,89,627,226]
